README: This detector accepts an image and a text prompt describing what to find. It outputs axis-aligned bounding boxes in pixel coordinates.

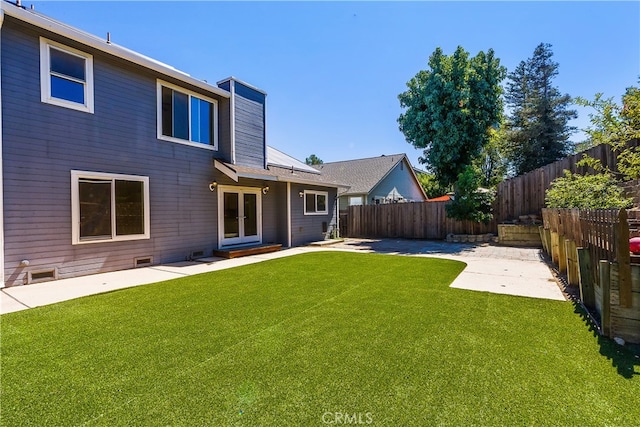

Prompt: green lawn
[1,252,638,426]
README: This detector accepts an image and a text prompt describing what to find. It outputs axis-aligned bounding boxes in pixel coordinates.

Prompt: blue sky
[31,1,640,169]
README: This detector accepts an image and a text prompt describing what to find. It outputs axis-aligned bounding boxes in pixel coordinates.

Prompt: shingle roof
[312,154,408,194]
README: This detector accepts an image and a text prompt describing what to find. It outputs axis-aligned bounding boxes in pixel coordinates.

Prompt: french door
[218,186,261,246]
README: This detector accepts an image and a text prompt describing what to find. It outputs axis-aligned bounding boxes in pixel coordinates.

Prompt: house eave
[1,2,230,99]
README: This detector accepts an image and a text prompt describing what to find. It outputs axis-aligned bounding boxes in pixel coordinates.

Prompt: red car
[631,237,640,255]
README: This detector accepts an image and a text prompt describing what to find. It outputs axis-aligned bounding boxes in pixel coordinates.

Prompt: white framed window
[157,80,218,150]
[71,171,150,244]
[304,190,328,215]
[40,37,94,113]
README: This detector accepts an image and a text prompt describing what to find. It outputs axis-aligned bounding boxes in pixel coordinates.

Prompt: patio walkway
[0,238,565,315]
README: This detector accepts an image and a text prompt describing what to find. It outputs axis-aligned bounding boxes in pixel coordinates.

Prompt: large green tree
[398,46,506,187]
[505,43,577,175]
[575,80,640,180]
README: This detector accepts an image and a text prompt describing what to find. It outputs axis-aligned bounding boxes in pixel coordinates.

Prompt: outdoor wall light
[262,186,270,195]
[209,181,218,192]
[299,191,304,198]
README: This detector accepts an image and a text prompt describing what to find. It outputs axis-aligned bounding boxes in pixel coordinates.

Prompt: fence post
[616,209,632,308]
[558,234,567,273]
[577,248,595,309]
[599,260,611,337]
[565,239,579,285]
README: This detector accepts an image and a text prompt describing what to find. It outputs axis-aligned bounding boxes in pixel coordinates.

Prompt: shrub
[545,170,632,209]
[446,165,495,223]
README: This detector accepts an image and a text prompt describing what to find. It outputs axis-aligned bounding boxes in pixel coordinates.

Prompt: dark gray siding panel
[2,19,224,286]
[290,184,337,246]
[217,97,232,162]
[233,92,265,169]
[235,82,265,104]
[218,80,231,92]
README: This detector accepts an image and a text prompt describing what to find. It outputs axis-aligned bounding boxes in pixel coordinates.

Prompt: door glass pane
[224,192,239,238]
[244,193,257,237]
[115,180,144,236]
[173,91,189,140]
[79,179,112,239]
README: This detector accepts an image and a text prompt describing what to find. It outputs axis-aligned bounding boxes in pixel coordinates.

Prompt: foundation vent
[27,268,58,284]
[134,256,153,268]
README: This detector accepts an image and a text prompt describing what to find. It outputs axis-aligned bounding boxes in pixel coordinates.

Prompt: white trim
[303,190,329,215]
[214,159,238,182]
[217,185,262,247]
[0,10,5,287]
[71,170,150,245]
[217,76,267,96]
[156,79,218,150]
[286,181,292,247]
[39,37,94,113]
[1,3,230,100]
[230,80,236,164]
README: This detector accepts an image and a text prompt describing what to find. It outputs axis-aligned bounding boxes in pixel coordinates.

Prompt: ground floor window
[71,171,150,244]
[304,190,328,215]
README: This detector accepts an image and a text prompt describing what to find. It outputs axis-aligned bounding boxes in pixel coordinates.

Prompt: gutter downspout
[286,181,291,247]
[0,9,5,287]
[335,194,339,239]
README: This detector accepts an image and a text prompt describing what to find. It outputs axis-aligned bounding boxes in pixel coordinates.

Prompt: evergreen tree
[305,154,323,165]
[505,43,577,175]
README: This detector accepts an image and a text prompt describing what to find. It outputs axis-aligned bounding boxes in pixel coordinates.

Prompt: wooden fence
[496,140,639,221]
[346,201,496,240]
[541,208,640,343]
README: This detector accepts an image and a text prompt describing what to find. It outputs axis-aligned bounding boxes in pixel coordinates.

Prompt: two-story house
[0,1,343,287]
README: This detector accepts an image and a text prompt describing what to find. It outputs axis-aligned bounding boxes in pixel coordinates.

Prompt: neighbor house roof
[313,154,425,198]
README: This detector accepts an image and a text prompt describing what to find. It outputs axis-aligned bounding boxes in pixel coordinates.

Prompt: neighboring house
[0,2,344,287]
[313,154,427,211]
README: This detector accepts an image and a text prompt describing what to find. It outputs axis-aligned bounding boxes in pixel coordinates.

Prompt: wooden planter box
[497,224,542,247]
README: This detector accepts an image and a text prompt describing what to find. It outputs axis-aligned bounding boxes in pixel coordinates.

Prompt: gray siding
[216,97,232,163]
[290,184,337,246]
[2,19,225,286]
[369,159,426,202]
[233,83,265,169]
[260,181,286,244]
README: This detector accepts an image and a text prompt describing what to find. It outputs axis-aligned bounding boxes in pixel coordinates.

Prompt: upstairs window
[157,80,218,150]
[304,190,328,215]
[40,38,94,113]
